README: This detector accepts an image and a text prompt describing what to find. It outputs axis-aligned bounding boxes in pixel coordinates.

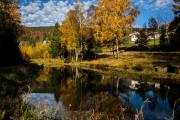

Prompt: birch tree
[60,10,80,62]
[74,0,84,58]
[93,0,138,58]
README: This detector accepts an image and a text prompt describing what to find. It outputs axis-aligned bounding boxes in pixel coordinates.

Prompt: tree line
[48,0,139,62]
[135,0,180,51]
[0,0,180,65]
[48,0,180,61]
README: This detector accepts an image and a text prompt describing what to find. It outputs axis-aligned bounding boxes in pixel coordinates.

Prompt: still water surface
[0,66,180,120]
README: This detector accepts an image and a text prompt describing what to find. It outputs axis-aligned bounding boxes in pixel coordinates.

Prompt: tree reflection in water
[0,65,40,120]
[21,67,180,120]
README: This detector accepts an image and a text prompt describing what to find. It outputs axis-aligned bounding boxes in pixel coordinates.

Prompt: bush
[20,42,51,59]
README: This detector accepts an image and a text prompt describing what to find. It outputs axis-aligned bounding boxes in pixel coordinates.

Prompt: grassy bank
[31,51,180,81]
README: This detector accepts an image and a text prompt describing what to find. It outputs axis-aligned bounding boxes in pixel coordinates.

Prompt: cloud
[20,0,172,27]
[20,0,95,27]
[132,0,172,9]
[20,0,41,14]
[155,0,172,8]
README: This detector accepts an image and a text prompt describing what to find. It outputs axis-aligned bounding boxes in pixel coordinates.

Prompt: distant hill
[19,26,55,42]
[25,26,54,32]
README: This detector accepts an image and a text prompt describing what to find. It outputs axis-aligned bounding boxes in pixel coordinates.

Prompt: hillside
[25,26,54,32]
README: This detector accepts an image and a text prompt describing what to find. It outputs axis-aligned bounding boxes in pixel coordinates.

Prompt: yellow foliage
[19,42,51,59]
[36,67,50,81]
[93,0,138,42]
[59,10,79,52]
[67,79,76,89]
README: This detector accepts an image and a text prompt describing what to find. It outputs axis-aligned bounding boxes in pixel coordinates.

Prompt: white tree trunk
[75,49,78,62]
[116,38,119,58]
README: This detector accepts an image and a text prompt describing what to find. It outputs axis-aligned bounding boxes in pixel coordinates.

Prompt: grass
[31,58,64,67]
[31,51,180,81]
[147,39,160,46]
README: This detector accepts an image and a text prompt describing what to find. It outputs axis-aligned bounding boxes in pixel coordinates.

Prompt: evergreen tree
[148,17,158,46]
[49,23,61,58]
[136,24,148,48]
[160,26,169,49]
[169,0,180,50]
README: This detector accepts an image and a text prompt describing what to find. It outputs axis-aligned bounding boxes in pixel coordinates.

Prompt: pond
[0,66,180,120]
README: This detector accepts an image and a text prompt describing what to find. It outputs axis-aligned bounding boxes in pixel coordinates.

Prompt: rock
[167,64,179,74]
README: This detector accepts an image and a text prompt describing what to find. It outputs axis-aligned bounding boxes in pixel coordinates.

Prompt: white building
[129,32,139,42]
[147,32,160,40]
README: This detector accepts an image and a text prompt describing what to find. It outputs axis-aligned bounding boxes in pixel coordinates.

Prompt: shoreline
[30,51,180,81]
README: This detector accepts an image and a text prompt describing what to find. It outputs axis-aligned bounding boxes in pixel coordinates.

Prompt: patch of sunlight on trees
[20,42,51,59]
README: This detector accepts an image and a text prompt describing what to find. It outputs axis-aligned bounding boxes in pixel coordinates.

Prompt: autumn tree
[49,23,61,58]
[81,26,98,59]
[60,10,80,62]
[92,0,138,58]
[19,33,37,47]
[0,0,24,66]
[148,17,159,46]
[74,0,85,58]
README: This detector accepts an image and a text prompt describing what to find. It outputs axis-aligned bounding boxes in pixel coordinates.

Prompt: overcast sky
[19,0,174,27]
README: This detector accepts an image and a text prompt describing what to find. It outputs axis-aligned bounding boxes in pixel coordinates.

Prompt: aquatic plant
[135,98,151,120]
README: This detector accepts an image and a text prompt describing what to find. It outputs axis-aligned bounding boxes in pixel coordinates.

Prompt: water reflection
[21,93,67,119]
[0,66,180,120]
[22,67,180,120]
[0,65,40,120]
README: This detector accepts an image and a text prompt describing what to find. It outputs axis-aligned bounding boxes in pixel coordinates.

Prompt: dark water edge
[0,64,41,120]
[0,66,180,120]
